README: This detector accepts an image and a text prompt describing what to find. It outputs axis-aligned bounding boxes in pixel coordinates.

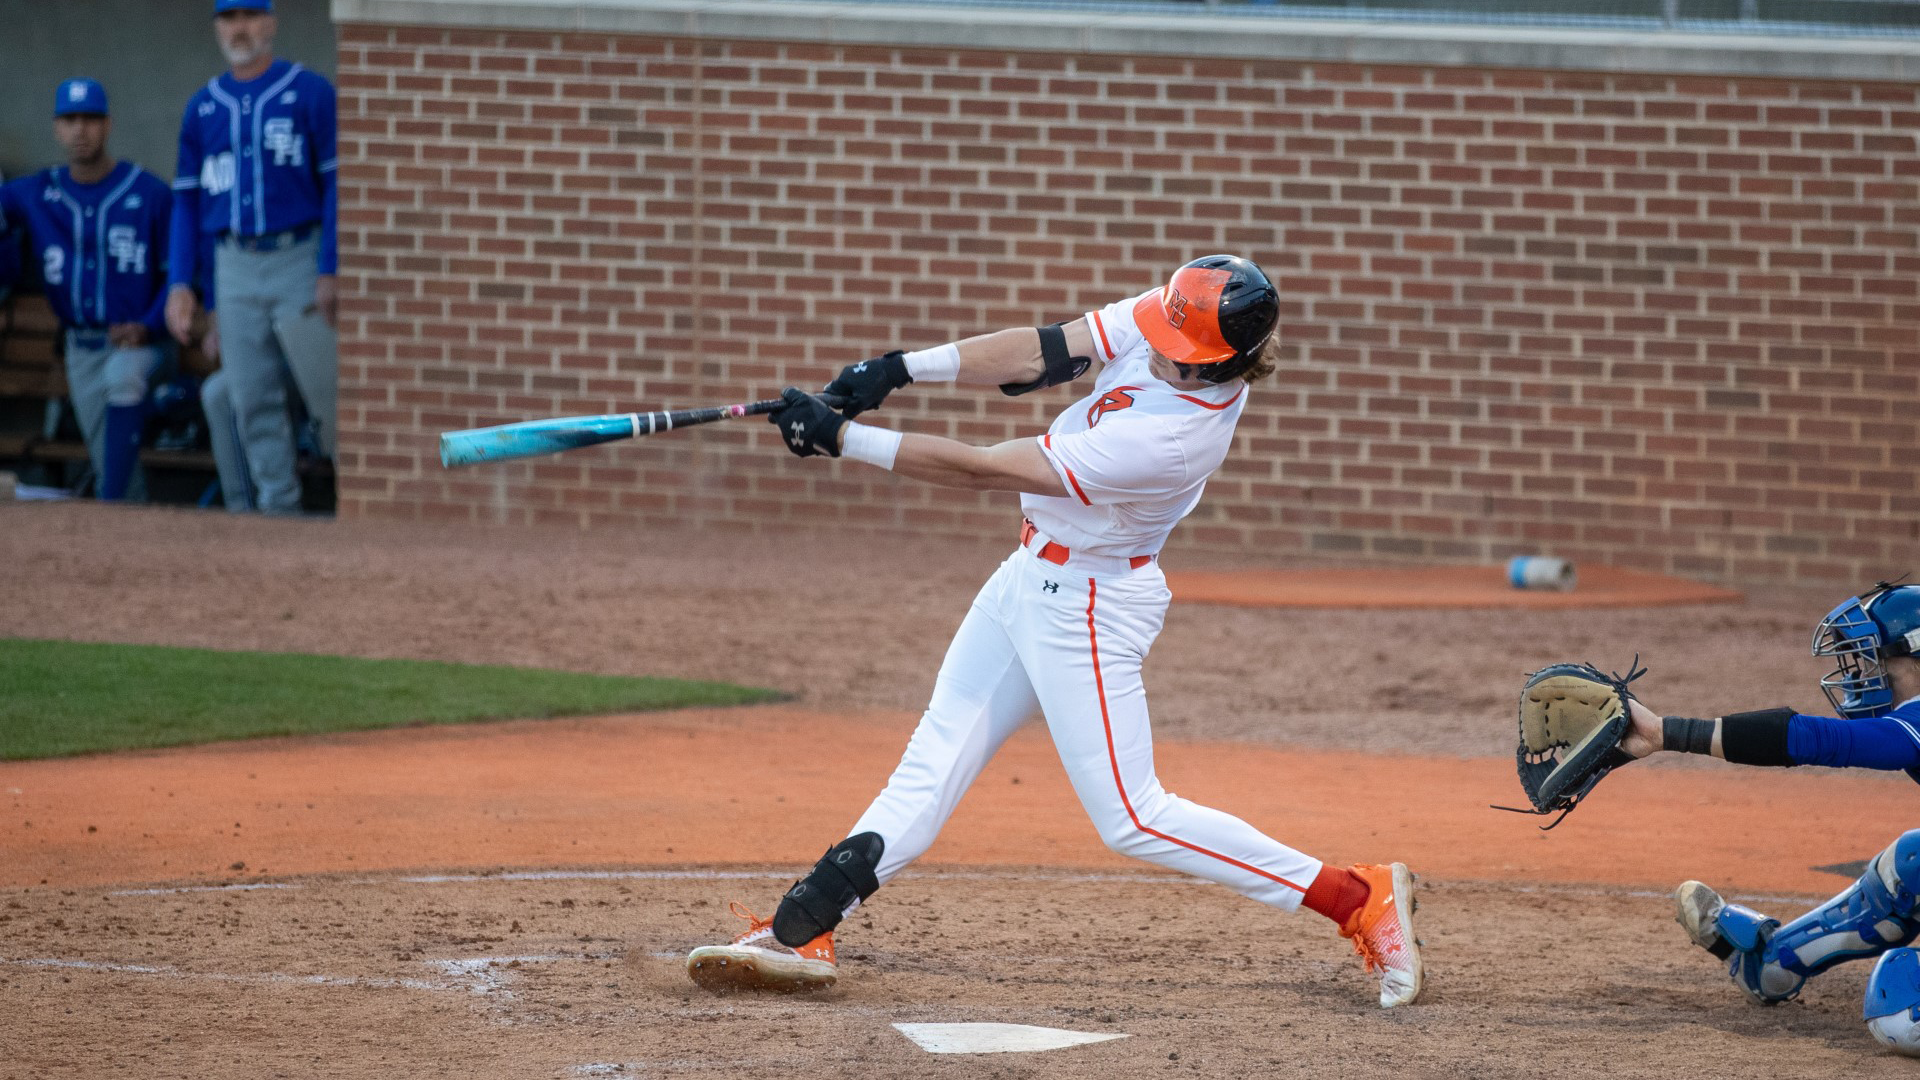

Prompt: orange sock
[1301,864,1369,926]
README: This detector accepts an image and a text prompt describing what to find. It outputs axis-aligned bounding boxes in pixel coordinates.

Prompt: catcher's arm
[1619,698,1684,759]
[1623,699,1804,766]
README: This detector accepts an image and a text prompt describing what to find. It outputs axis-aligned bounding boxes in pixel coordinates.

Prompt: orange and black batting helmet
[1133,255,1279,384]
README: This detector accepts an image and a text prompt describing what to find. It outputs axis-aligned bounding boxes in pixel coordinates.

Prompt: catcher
[1506,582,1920,1055]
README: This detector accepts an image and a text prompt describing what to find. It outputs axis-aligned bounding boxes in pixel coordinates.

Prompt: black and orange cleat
[686,901,838,994]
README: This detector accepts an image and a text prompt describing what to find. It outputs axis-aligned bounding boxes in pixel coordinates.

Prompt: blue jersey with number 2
[0,162,172,334]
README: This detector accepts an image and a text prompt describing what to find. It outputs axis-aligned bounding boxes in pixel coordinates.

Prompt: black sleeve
[1718,707,1797,766]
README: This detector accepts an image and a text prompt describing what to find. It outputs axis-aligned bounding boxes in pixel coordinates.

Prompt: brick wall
[333,22,1920,584]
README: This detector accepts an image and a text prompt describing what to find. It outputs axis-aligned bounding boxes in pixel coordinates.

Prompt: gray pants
[211,233,337,514]
[201,368,249,511]
[64,329,166,499]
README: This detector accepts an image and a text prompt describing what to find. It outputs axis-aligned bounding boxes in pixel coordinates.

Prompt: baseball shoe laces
[1339,862,1426,1008]
[685,901,838,994]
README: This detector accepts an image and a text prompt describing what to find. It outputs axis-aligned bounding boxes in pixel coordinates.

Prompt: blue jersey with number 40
[168,58,337,289]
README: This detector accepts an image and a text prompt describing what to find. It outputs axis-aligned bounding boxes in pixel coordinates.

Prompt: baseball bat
[438,393,846,468]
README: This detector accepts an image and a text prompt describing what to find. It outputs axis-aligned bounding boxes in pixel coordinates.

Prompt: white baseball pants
[850,546,1323,911]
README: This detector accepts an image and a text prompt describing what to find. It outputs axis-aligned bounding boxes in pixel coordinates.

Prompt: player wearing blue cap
[1609,581,1920,1054]
[0,78,174,500]
[165,0,337,514]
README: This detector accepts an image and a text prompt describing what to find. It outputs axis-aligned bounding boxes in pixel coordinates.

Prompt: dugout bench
[0,289,335,509]
[0,289,218,501]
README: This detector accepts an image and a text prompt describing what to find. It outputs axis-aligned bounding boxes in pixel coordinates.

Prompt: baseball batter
[1611,582,1920,1053]
[165,0,337,514]
[0,78,173,501]
[685,256,1426,1008]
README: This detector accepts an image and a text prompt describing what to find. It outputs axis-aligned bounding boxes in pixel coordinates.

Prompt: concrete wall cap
[332,0,1920,80]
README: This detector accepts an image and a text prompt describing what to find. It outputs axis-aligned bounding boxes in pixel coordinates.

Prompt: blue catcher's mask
[1814,583,1920,719]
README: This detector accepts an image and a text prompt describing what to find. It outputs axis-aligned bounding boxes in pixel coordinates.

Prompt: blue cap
[54,78,108,118]
[214,0,272,12]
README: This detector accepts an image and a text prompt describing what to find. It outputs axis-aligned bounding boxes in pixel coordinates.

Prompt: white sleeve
[1038,411,1188,506]
[1081,291,1152,365]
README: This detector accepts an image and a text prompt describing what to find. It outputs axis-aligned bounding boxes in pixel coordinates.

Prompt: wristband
[1662,716,1716,756]
[903,343,960,382]
[841,423,903,470]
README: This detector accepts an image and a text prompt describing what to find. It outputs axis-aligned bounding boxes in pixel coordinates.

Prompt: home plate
[892,1022,1130,1054]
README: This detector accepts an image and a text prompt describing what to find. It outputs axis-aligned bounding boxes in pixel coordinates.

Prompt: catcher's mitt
[1495,658,1646,830]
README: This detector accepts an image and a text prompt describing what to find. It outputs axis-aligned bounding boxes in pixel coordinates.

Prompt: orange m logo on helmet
[1165,288,1190,329]
[1086,387,1137,428]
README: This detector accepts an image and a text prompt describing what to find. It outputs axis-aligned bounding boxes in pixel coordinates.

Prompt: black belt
[221,223,319,252]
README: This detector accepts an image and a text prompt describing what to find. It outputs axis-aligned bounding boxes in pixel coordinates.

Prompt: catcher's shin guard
[1676,881,1802,1003]
[1711,901,1805,1004]
[1866,947,1920,1056]
[1686,832,1920,1006]
[1765,832,1920,984]
[772,832,884,948]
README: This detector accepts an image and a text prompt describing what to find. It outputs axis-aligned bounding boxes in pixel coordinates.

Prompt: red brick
[330,31,1920,585]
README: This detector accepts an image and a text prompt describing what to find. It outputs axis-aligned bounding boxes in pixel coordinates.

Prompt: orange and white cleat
[686,901,838,994]
[1339,862,1425,1008]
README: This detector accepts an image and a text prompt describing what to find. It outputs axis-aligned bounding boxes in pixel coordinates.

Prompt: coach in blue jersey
[0,78,173,500]
[165,0,337,514]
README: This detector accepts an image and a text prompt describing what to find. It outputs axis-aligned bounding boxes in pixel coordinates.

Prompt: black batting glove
[822,350,911,418]
[769,387,847,458]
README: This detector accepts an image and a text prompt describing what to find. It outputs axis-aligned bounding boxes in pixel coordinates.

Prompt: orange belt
[1021,519,1154,570]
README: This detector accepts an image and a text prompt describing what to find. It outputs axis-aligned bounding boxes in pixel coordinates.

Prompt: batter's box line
[0,955,463,994]
[104,868,1208,897]
[0,948,633,999]
[102,870,1836,908]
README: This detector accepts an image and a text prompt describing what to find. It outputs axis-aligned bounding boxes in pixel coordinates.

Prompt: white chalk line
[106,869,1190,897]
[104,869,1836,907]
[4,956,458,993]
[0,950,623,999]
[566,1062,768,1075]
[112,882,301,896]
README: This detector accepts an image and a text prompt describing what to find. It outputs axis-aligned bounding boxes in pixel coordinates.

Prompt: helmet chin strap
[1159,351,1253,386]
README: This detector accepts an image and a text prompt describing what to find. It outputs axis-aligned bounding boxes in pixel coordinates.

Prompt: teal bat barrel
[439,414,645,468]
[439,395,843,468]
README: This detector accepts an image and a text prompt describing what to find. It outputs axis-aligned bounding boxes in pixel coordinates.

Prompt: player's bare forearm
[949,320,1098,388]
[886,432,1069,497]
[1621,698,1725,760]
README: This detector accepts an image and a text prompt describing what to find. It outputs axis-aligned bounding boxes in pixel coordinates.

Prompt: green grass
[0,638,781,760]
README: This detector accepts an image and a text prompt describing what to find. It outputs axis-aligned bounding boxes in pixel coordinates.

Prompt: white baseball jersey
[1022,291,1248,558]
[843,290,1323,917]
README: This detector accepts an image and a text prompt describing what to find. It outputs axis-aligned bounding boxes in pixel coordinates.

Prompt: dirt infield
[2,503,1913,1077]
[3,707,1910,896]
[1163,563,1744,610]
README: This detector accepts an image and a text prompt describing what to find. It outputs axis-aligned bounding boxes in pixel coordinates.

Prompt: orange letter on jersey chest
[1087,387,1138,428]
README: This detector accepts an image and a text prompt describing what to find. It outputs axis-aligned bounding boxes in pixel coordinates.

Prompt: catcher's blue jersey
[167,59,337,288]
[1789,698,1920,783]
[0,162,172,334]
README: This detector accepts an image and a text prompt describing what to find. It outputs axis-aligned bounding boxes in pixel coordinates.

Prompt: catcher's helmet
[1812,581,1920,718]
[1133,255,1279,384]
